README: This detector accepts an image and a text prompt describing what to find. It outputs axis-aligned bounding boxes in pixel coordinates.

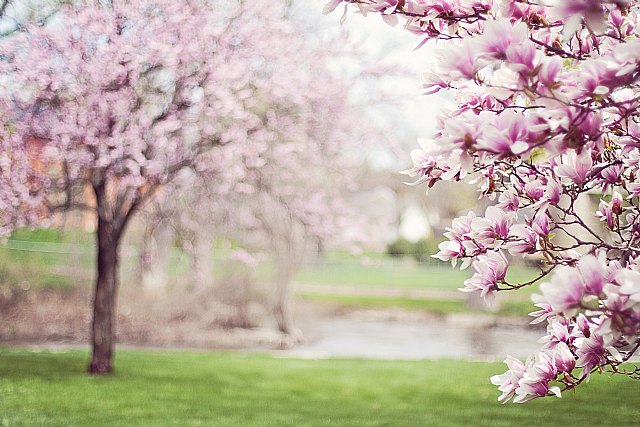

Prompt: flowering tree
[326,0,640,402]
[0,0,307,374]
[138,29,384,337]
[214,76,374,338]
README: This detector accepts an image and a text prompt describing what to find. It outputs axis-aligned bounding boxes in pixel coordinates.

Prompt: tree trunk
[140,220,173,292]
[273,249,298,337]
[88,215,122,374]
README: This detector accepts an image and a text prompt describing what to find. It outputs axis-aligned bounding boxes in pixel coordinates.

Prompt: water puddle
[292,316,542,361]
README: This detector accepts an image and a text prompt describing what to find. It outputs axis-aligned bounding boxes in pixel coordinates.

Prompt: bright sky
[304,1,453,169]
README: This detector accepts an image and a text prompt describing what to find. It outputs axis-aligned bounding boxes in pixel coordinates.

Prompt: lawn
[0,349,638,426]
[295,259,538,291]
[296,293,536,317]
[0,227,540,292]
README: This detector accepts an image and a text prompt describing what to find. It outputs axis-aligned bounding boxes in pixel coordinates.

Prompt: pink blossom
[539,319,570,349]
[460,250,507,300]
[611,191,624,214]
[471,206,512,245]
[575,334,607,379]
[554,150,593,184]
[531,212,550,237]
[478,19,527,60]
[528,301,554,325]
[578,255,608,295]
[497,189,520,212]
[478,110,531,156]
[539,266,585,315]
[544,179,562,205]
[553,342,576,373]
[538,57,562,87]
[506,224,537,255]
[524,179,544,201]
[597,199,616,229]
[438,40,486,80]
[490,355,527,403]
[513,352,560,403]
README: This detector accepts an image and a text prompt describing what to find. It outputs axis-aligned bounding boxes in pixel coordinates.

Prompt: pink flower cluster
[327,0,640,400]
[493,254,640,402]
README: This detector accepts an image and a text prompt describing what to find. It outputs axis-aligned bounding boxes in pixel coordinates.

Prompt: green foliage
[411,238,440,263]
[386,238,414,258]
[0,349,638,426]
[386,237,441,263]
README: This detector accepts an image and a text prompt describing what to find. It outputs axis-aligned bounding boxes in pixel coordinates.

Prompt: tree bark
[88,215,122,374]
[140,220,173,292]
[273,246,298,337]
[273,285,293,335]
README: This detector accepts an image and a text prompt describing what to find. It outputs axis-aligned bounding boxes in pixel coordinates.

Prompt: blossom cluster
[327,0,640,401]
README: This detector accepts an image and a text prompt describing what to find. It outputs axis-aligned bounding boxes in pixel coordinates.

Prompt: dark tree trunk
[88,214,123,374]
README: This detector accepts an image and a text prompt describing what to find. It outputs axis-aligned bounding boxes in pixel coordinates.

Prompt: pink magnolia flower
[538,57,562,87]
[471,206,512,245]
[539,266,585,315]
[554,150,593,184]
[505,38,538,75]
[598,164,623,187]
[574,313,592,338]
[575,334,607,380]
[438,40,486,80]
[506,224,537,255]
[531,212,550,237]
[597,199,616,229]
[611,191,624,214]
[434,240,466,264]
[401,138,441,185]
[497,189,520,212]
[539,318,571,349]
[477,110,531,156]
[528,300,554,325]
[513,352,561,403]
[478,19,527,60]
[460,250,507,300]
[434,211,478,266]
[423,72,450,95]
[618,269,640,304]
[578,255,608,296]
[553,342,576,373]
[490,355,527,403]
[524,179,545,201]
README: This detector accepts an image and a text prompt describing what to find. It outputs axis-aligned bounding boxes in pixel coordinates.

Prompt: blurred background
[0,0,545,360]
[2,2,638,426]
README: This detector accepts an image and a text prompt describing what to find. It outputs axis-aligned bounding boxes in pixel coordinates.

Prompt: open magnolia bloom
[326,0,640,401]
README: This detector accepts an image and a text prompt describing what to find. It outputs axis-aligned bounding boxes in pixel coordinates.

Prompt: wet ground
[289,312,542,361]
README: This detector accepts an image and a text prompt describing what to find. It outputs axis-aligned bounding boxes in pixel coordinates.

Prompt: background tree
[0,0,311,374]
[327,0,640,402]
[137,28,386,338]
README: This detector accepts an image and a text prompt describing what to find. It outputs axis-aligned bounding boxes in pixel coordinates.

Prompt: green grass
[297,293,470,315]
[297,293,537,317]
[295,261,537,291]
[0,349,638,426]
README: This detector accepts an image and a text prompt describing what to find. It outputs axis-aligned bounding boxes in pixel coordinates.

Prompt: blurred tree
[139,33,385,338]
[0,0,323,373]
